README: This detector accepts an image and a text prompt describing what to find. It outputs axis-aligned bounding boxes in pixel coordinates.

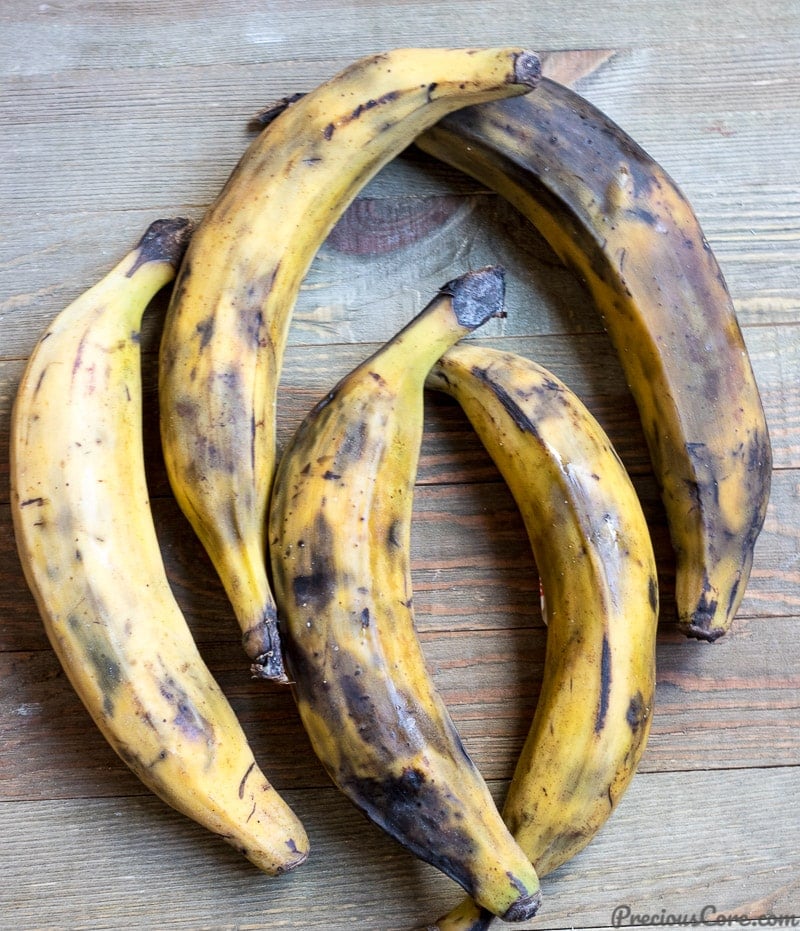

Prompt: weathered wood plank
[3,600,799,802]
[3,40,800,356]
[2,1,800,75]
[1,766,798,930]
[1,458,796,655]
[2,179,797,360]
[0,446,794,648]
[1,313,795,503]
[3,5,800,929]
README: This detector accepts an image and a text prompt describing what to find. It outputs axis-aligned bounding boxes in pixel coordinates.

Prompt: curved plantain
[10,219,308,875]
[419,344,658,930]
[158,46,541,680]
[416,78,771,640]
[269,268,542,923]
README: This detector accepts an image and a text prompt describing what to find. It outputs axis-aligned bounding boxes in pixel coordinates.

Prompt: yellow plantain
[416,78,771,640]
[158,46,541,680]
[10,219,308,875]
[269,268,542,923]
[416,344,658,930]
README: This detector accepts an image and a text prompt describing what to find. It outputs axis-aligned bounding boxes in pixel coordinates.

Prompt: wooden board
[2,3,799,929]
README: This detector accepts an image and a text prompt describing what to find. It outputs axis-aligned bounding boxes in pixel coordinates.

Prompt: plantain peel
[10,220,309,876]
[158,46,541,681]
[419,346,658,931]
[416,78,771,641]
[269,268,542,923]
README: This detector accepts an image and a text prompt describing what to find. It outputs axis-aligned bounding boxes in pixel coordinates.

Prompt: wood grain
[1,766,798,931]
[2,6,799,929]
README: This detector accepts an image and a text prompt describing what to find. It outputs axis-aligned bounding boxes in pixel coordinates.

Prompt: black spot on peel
[238,761,256,799]
[71,330,89,381]
[726,575,741,622]
[64,613,120,716]
[195,316,215,350]
[595,634,612,733]
[626,691,647,731]
[322,91,400,142]
[343,90,401,126]
[470,365,540,435]
[332,418,369,470]
[630,205,658,227]
[240,306,265,349]
[360,608,370,629]
[286,837,301,855]
[343,767,481,897]
[338,673,385,749]
[291,512,338,613]
[350,98,378,120]
[174,398,199,422]
[20,497,45,508]
[85,641,122,718]
[387,520,402,548]
[33,366,49,398]
[159,676,214,743]
[217,368,241,391]
[648,575,658,613]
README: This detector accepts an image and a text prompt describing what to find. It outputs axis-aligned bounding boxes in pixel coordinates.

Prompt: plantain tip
[680,620,727,642]
[129,217,194,276]
[501,887,542,922]
[250,92,306,130]
[512,50,542,89]
[441,265,506,330]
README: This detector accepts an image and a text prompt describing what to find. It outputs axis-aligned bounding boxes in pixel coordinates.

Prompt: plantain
[9,219,308,876]
[268,268,542,923]
[416,344,658,930]
[416,78,771,641]
[158,46,541,681]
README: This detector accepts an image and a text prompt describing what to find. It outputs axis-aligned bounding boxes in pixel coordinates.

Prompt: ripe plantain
[418,345,659,931]
[416,78,771,640]
[10,219,308,876]
[158,46,541,681]
[268,268,542,923]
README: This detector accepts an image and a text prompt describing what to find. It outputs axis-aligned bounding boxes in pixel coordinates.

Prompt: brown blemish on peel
[238,760,256,799]
[626,691,648,731]
[195,316,215,350]
[648,575,658,612]
[469,365,540,436]
[594,634,612,733]
[343,766,481,896]
[291,512,338,613]
[159,676,214,744]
